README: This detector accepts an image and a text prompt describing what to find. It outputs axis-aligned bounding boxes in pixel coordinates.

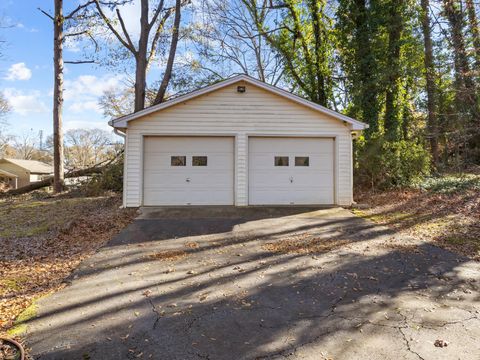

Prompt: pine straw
[354,184,480,260]
[263,233,351,254]
[0,194,136,335]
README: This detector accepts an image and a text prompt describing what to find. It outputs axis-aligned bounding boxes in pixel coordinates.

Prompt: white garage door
[249,137,334,205]
[143,137,234,205]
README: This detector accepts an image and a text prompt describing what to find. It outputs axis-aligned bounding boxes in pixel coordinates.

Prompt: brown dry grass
[0,192,136,336]
[354,176,480,260]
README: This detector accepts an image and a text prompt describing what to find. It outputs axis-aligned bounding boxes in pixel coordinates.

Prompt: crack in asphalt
[147,297,163,330]
[398,327,426,360]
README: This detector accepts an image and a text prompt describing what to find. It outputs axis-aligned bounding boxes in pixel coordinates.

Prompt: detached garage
[109,75,367,207]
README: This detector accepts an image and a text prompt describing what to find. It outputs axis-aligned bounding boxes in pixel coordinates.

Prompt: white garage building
[109,75,367,207]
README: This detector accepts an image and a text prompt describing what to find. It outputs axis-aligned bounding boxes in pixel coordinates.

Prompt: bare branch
[38,8,54,21]
[116,8,136,51]
[65,60,96,64]
[148,0,165,30]
[93,0,136,53]
[65,0,95,19]
[64,30,88,37]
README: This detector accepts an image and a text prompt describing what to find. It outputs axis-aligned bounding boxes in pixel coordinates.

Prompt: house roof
[109,75,368,131]
[0,168,18,178]
[1,158,53,174]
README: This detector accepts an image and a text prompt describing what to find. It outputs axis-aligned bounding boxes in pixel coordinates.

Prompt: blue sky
[0,1,133,138]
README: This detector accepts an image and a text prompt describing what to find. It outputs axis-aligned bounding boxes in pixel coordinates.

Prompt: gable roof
[109,75,368,131]
[1,158,53,174]
[0,168,18,178]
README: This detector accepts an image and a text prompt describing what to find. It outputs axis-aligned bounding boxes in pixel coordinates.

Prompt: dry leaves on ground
[147,250,187,261]
[263,232,351,254]
[354,180,480,260]
[0,193,136,335]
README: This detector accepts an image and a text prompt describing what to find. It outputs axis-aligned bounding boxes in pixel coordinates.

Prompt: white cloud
[64,74,125,100]
[68,100,102,114]
[3,88,48,116]
[4,62,32,81]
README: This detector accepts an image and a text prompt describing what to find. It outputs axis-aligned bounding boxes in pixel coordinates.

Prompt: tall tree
[465,0,480,71]
[384,0,404,140]
[244,0,334,105]
[52,0,65,192]
[40,1,95,192]
[443,0,478,119]
[94,0,186,111]
[192,0,283,85]
[154,0,182,104]
[420,0,439,165]
[337,0,381,135]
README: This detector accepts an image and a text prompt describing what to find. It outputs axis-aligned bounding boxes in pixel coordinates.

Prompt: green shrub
[354,136,431,189]
[82,155,124,196]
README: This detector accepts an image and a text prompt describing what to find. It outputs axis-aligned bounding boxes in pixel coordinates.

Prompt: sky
[0,1,142,139]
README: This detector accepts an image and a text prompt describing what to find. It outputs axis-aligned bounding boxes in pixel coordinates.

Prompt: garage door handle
[289,176,294,183]
[186,178,191,183]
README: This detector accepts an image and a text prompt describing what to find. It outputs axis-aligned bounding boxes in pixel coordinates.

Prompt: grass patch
[0,197,109,239]
[0,277,30,294]
[6,301,38,337]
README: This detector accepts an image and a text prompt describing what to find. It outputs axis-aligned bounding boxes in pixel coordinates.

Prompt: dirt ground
[0,192,136,336]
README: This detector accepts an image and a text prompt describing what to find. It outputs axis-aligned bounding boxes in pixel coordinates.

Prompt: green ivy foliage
[354,135,431,189]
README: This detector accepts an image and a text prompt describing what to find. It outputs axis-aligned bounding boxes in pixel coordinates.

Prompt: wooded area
[1,0,480,192]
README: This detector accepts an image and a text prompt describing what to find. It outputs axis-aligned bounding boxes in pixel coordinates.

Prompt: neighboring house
[0,158,53,189]
[109,75,368,207]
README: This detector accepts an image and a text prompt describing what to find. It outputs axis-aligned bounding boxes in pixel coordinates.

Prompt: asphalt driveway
[25,207,480,359]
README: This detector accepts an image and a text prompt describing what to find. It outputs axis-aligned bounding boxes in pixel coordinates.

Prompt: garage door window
[192,156,208,166]
[274,156,289,166]
[171,156,186,166]
[295,156,309,166]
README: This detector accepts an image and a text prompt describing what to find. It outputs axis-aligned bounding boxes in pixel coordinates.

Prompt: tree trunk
[134,0,149,112]
[53,0,65,193]
[384,0,403,141]
[420,0,439,166]
[354,0,379,137]
[309,0,327,106]
[2,164,107,196]
[443,0,478,118]
[154,0,182,105]
[465,0,480,71]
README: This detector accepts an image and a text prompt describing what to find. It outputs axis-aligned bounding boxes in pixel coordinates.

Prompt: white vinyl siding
[124,81,354,207]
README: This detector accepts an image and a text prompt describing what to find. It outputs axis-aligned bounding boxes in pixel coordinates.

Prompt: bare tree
[39,0,95,193]
[13,133,37,160]
[194,0,283,85]
[94,0,188,111]
[0,92,10,122]
[64,128,113,169]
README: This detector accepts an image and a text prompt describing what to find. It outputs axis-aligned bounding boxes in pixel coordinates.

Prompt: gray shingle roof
[1,158,53,174]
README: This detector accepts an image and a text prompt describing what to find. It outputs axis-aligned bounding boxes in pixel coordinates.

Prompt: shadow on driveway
[24,207,480,360]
